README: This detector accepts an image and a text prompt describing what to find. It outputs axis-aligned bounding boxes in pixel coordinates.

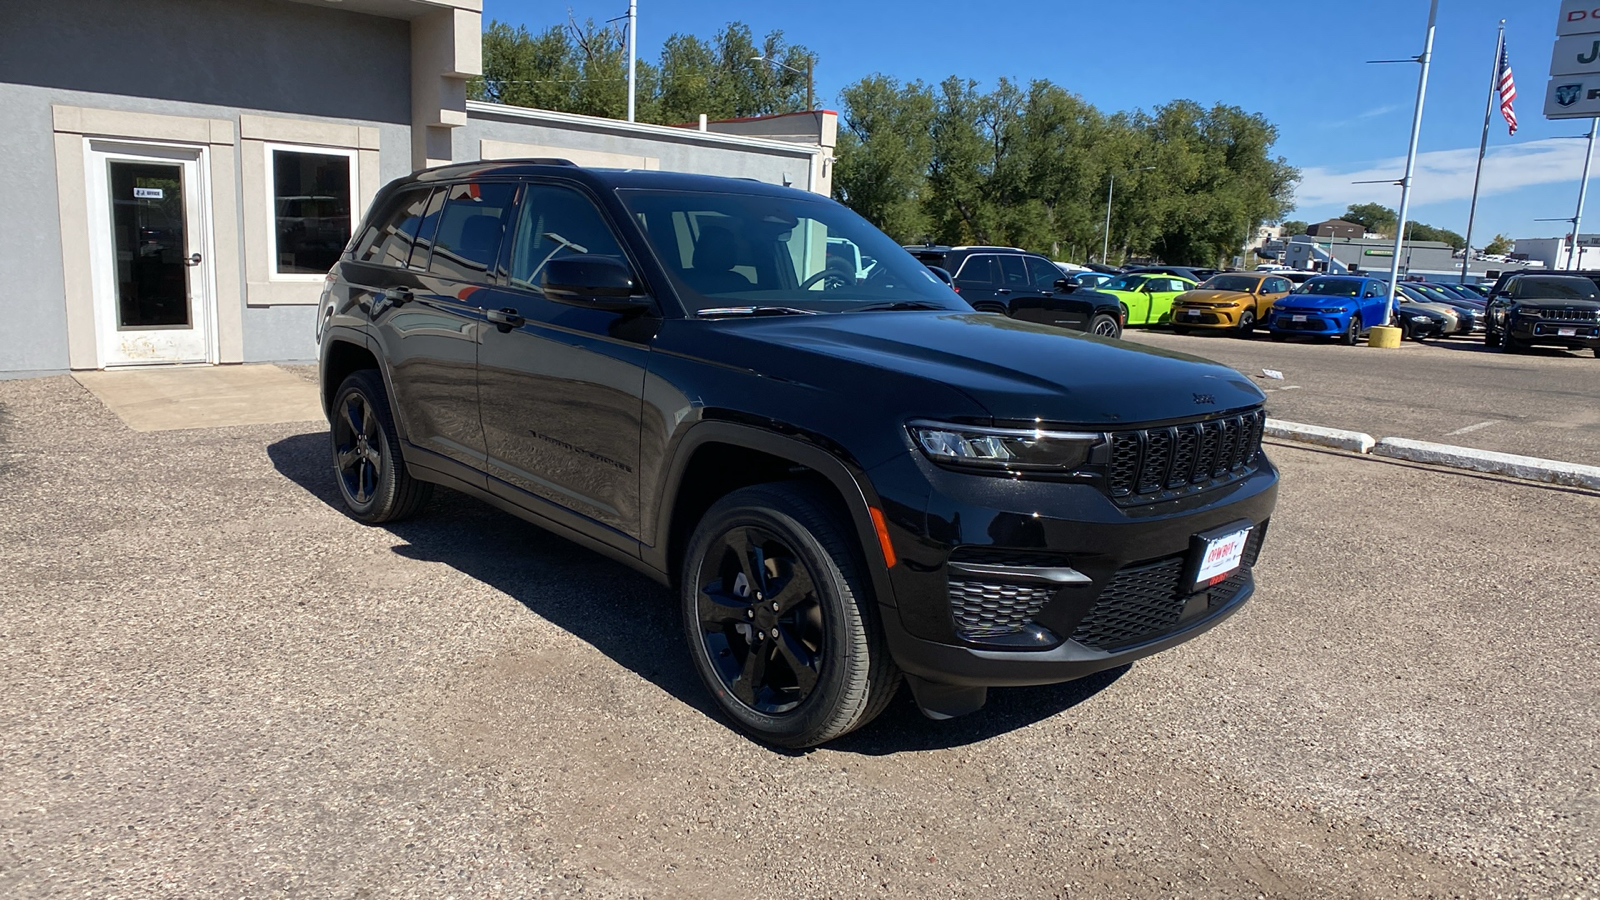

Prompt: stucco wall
[0,0,414,374]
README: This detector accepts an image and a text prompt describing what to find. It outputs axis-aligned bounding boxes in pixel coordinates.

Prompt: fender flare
[644,420,900,608]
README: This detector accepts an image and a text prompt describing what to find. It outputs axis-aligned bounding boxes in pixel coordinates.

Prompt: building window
[267,144,355,277]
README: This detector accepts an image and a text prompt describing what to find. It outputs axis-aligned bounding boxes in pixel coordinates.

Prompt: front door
[86,142,213,366]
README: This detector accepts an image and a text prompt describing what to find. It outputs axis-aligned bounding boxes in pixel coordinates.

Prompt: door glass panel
[509,184,628,288]
[428,182,518,281]
[109,161,189,328]
[1026,256,1062,289]
[998,255,1028,287]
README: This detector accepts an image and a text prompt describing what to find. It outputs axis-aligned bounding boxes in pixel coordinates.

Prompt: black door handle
[382,287,412,307]
[486,308,524,332]
[996,288,1012,294]
[185,252,203,267]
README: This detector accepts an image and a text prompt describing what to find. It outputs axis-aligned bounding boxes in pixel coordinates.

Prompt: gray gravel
[1,372,1596,898]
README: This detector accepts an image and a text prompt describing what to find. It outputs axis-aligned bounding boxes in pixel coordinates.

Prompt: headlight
[1409,315,1430,323]
[908,421,1103,473]
[1325,306,1349,314]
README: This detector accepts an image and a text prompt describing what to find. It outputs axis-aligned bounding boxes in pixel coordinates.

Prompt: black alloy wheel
[1236,309,1256,335]
[681,483,899,748]
[1499,325,1521,354]
[1342,314,1361,346]
[329,370,431,523]
[1089,313,1122,338]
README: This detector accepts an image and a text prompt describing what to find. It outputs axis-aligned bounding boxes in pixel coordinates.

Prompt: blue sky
[483,0,1589,244]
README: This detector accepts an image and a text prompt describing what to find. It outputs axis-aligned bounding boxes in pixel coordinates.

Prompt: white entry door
[86,141,215,366]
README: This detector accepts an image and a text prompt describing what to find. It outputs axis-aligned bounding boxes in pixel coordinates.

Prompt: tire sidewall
[680,493,866,746]
[330,372,401,522]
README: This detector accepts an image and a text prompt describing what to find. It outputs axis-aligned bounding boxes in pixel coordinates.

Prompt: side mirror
[1053,277,1077,292]
[927,265,955,287]
[542,255,649,312]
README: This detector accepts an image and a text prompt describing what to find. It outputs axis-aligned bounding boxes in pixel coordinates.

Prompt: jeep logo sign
[1550,3,1600,117]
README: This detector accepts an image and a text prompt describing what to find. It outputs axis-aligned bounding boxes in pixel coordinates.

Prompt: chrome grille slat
[1107,409,1264,505]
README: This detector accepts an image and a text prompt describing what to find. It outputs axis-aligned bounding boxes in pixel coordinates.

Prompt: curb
[1372,437,1600,491]
[1263,418,1376,454]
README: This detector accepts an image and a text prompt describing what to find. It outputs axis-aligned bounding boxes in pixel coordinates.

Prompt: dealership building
[0,0,835,378]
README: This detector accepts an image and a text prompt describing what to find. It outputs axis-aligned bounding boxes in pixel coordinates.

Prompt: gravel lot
[1,371,1596,898]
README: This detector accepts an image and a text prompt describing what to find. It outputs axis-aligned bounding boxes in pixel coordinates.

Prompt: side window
[509,183,628,288]
[1025,256,1063,290]
[998,255,1029,288]
[356,188,433,268]
[1364,282,1382,298]
[953,255,997,287]
[1268,277,1288,293]
[426,182,518,281]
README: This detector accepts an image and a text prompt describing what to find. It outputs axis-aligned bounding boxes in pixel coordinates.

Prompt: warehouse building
[0,0,834,377]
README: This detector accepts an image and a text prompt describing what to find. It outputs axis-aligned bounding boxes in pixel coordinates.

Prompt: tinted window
[1199,275,1260,292]
[1513,276,1600,300]
[1103,274,1146,292]
[954,255,998,287]
[427,182,517,281]
[1026,256,1063,290]
[998,255,1029,288]
[1267,277,1290,293]
[1302,278,1363,297]
[509,184,629,287]
[357,188,433,268]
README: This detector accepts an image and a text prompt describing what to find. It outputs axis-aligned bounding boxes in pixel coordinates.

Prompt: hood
[1177,289,1250,306]
[1277,294,1362,310]
[705,311,1264,426]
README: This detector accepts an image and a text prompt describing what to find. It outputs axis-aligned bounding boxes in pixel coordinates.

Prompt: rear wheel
[329,370,431,523]
[681,483,901,748]
[1088,313,1122,339]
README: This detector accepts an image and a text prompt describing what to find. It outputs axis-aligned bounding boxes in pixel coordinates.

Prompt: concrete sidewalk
[73,364,323,432]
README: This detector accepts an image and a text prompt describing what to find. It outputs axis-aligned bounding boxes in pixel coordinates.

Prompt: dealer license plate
[1194,527,1252,588]
[1558,327,1577,336]
[1184,310,1202,319]
[1292,314,1307,322]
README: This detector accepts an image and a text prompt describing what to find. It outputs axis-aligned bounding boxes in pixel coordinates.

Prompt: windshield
[1102,274,1148,291]
[617,188,962,313]
[1299,278,1363,297]
[1515,276,1600,301]
[1199,275,1260,292]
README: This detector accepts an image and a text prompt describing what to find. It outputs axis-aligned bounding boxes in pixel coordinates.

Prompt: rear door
[475,180,655,542]
[951,253,1005,312]
[1009,255,1091,331]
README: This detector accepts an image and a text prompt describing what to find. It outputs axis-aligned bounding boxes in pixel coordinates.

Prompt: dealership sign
[1549,1,1600,117]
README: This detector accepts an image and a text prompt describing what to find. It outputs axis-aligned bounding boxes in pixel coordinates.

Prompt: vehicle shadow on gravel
[269,431,1126,752]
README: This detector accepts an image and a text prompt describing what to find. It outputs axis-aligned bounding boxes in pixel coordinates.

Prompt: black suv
[904,245,1125,337]
[317,161,1278,747]
[1484,273,1600,356]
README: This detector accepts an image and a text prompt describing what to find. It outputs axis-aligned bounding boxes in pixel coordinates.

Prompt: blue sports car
[1266,276,1394,345]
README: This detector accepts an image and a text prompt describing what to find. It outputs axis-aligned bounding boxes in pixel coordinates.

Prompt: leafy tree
[1342,202,1397,236]
[1483,233,1512,255]
[1277,219,1308,235]
[1406,222,1465,249]
[833,76,936,242]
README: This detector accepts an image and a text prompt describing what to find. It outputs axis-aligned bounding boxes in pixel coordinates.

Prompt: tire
[680,483,901,748]
[329,370,431,523]
[1499,327,1521,354]
[1594,347,1599,358]
[1485,327,1502,348]
[1088,313,1122,339]
[1342,314,1361,346]
[1236,309,1256,335]
[1270,331,1288,342]
[1171,325,1191,336]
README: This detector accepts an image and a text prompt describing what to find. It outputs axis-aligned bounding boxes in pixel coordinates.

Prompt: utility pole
[1101,175,1115,264]
[1385,0,1439,308]
[626,0,637,122]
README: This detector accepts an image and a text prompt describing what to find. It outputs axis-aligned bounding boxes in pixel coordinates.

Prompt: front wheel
[681,483,901,748]
[1088,313,1122,339]
[1236,309,1256,335]
[1342,314,1362,346]
[1499,327,1521,354]
[329,370,431,523]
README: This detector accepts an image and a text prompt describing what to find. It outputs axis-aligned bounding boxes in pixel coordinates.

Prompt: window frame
[497,178,646,300]
[262,141,358,282]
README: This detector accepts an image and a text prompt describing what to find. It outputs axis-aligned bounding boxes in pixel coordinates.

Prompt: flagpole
[1385,0,1439,309]
[1459,22,1505,284]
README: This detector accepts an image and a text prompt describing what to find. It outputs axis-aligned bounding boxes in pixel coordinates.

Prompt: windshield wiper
[696,306,819,319]
[849,300,949,312]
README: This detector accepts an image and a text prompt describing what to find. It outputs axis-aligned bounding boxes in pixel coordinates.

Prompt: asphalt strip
[1263,418,1600,491]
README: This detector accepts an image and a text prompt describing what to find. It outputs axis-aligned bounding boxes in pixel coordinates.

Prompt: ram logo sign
[1558,83,1584,106]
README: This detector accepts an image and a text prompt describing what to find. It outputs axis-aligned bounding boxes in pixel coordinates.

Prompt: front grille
[1108,409,1266,503]
[1070,525,1266,651]
[949,580,1053,638]
[1276,316,1332,331]
[1529,307,1600,322]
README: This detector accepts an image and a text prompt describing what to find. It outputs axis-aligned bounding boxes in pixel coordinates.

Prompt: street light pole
[1102,175,1115,264]
[1569,118,1598,270]
[1384,0,1438,309]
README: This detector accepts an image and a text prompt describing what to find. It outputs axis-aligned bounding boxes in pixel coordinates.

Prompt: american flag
[1498,43,1518,136]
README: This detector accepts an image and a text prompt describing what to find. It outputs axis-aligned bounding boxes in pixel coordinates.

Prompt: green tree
[1277,219,1308,235]
[1342,202,1397,236]
[1483,233,1512,255]
[833,76,936,242]
[1406,222,1465,249]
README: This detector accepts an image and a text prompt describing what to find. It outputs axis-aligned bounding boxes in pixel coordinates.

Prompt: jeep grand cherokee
[317,161,1279,748]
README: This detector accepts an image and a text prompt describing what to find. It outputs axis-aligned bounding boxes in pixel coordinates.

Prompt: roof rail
[495,157,577,166]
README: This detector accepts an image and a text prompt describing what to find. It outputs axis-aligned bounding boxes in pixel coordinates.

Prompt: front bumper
[871,444,1278,689]
[1507,316,1600,349]
[1267,310,1347,336]
[1173,306,1244,328]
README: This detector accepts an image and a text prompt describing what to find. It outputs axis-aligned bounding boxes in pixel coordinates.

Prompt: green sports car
[1096,273,1200,326]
